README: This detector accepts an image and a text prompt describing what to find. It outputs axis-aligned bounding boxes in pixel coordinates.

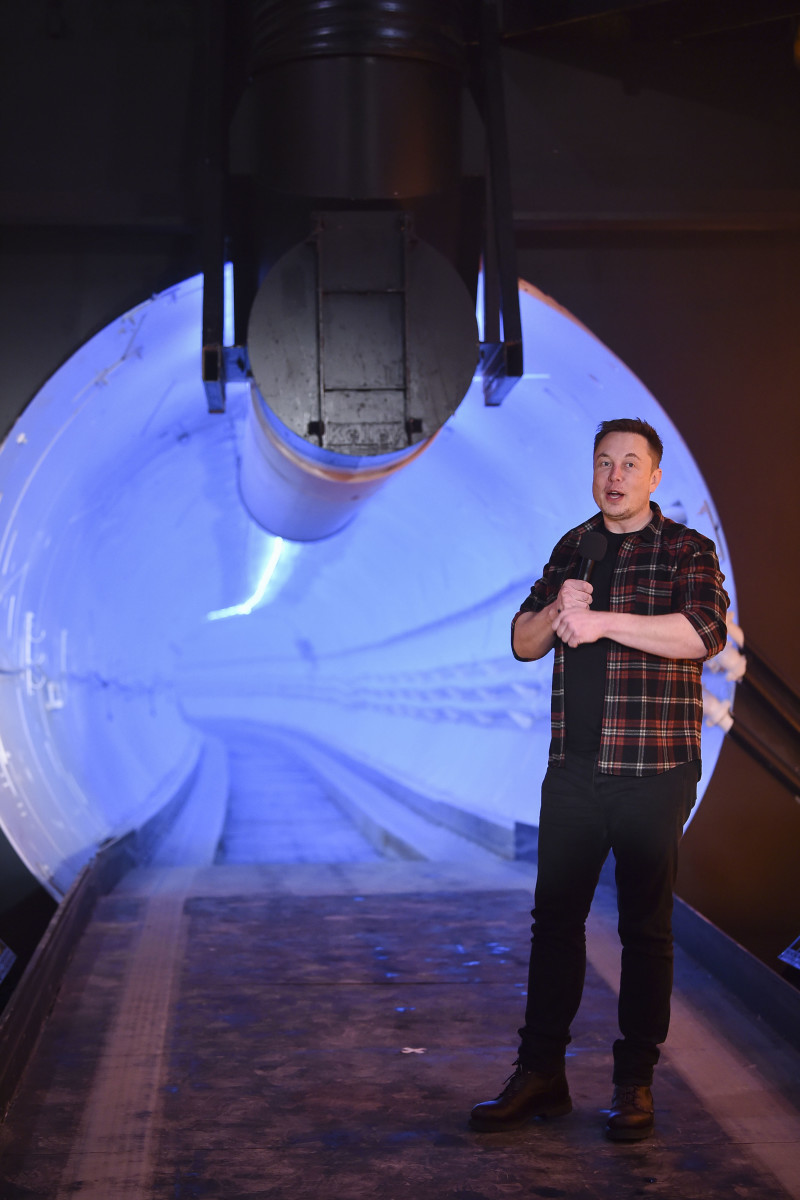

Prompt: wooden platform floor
[1,860,799,1200]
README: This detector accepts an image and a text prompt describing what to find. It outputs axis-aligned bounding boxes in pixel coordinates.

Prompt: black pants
[518,753,698,1086]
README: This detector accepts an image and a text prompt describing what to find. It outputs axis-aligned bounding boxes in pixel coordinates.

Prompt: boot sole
[469,1097,573,1132]
[604,1121,654,1142]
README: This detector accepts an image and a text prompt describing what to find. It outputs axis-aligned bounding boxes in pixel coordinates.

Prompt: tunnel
[0,272,736,899]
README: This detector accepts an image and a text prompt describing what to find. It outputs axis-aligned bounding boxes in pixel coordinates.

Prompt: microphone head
[578,531,608,563]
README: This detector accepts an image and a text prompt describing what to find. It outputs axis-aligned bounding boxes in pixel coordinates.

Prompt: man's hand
[552,605,605,648]
[555,578,593,614]
[551,579,596,648]
[512,578,596,659]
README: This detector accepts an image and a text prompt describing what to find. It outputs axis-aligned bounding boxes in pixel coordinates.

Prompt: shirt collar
[590,501,663,543]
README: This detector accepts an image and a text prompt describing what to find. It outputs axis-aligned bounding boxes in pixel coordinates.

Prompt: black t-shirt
[563,530,628,755]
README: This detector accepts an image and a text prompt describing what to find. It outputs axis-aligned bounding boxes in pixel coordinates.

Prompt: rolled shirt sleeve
[511,533,582,660]
[673,538,730,661]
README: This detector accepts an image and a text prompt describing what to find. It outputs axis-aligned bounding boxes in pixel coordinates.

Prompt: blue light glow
[206,536,285,621]
[223,261,235,347]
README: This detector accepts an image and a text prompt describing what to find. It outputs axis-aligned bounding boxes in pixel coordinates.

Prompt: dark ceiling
[503,0,800,127]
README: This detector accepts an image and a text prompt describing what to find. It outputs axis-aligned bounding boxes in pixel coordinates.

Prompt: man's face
[592,432,662,532]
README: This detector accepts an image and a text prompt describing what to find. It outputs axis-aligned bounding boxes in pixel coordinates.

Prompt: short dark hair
[594,418,663,467]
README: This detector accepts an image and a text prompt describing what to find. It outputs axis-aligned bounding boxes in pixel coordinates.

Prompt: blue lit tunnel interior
[0,277,736,897]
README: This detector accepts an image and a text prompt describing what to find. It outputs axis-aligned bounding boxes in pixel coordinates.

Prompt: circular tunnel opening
[0,276,736,897]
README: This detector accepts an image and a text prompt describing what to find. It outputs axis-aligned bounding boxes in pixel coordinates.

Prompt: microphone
[577,531,608,582]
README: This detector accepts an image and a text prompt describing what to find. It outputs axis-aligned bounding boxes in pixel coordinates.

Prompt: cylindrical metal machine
[242,210,479,538]
[248,0,468,201]
[234,1,480,539]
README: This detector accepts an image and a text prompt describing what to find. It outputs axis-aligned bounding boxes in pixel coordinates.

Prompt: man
[470,417,728,1141]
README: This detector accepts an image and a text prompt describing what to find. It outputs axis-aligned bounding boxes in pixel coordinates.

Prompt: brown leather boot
[470,1064,572,1132]
[604,1084,655,1141]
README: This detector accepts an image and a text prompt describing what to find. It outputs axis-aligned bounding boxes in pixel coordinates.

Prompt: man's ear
[650,467,663,494]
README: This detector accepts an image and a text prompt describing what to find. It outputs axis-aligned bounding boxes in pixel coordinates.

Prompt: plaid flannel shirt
[512,503,729,776]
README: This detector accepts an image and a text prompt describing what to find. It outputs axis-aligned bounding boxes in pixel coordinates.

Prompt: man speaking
[470,418,729,1141]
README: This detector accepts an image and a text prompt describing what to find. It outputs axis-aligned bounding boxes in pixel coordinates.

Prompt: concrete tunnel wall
[0,277,736,898]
